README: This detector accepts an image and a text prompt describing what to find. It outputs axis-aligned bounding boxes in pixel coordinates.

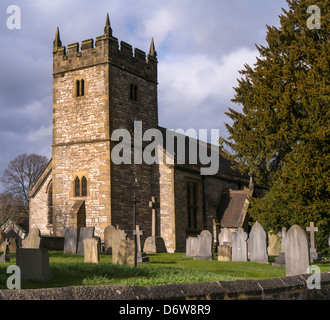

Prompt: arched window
[130,84,138,101]
[74,177,80,197]
[76,80,80,97]
[81,79,85,96]
[76,79,85,97]
[81,176,88,197]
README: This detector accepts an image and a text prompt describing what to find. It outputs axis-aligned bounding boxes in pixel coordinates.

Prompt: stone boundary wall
[1,273,329,300]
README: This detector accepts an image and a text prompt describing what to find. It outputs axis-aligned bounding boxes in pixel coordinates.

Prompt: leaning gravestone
[22,228,41,249]
[83,238,99,264]
[232,227,248,262]
[16,248,50,282]
[63,227,78,254]
[117,239,137,267]
[77,227,95,256]
[284,225,310,276]
[104,225,116,255]
[194,230,212,260]
[248,221,268,264]
[112,228,127,264]
[218,228,233,247]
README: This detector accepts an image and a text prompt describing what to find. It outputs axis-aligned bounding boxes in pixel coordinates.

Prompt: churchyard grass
[0,251,329,289]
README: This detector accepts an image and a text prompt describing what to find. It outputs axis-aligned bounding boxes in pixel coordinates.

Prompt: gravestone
[16,248,50,282]
[194,230,212,260]
[218,228,233,246]
[248,221,268,264]
[0,238,10,262]
[0,229,5,252]
[284,225,310,276]
[117,239,137,267]
[231,227,248,262]
[22,228,41,249]
[83,238,99,264]
[8,237,18,254]
[306,222,322,262]
[112,228,127,264]
[218,243,232,261]
[185,237,199,257]
[267,232,281,256]
[104,225,116,255]
[133,225,149,263]
[328,235,330,247]
[272,227,287,266]
[143,197,167,254]
[77,227,95,256]
[63,227,78,254]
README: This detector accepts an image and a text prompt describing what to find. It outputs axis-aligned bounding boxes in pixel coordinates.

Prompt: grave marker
[83,238,99,264]
[63,227,77,254]
[248,221,268,264]
[306,222,322,262]
[284,225,310,276]
[194,230,212,260]
[22,228,41,249]
[117,239,137,267]
[232,227,248,262]
[0,238,10,262]
[77,227,94,256]
[112,227,127,264]
[104,225,116,255]
[133,225,149,263]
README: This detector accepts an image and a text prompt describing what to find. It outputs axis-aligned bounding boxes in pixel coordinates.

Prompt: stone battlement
[52,14,157,83]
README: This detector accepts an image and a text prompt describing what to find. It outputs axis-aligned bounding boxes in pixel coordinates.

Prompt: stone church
[29,14,264,253]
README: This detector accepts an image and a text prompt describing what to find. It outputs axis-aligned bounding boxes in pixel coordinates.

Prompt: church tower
[51,14,159,238]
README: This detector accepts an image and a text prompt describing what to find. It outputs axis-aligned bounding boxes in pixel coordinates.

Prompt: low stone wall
[1,273,329,300]
[40,236,65,251]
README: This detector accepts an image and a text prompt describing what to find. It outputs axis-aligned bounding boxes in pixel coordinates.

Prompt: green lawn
[0,251,329,289]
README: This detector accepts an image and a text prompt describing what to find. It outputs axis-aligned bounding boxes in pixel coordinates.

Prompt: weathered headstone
[185,237,199,257]
[22,228,41,249]
[231,227,248,262]
[83,238,99,264]
[77,227,95,255]
[104,225,116,255]
[248,221,268,263]
[112,228,127,264]
[218,228,233,246]
[8,237,18,254]
[16,248,50,282]
[328,235,330,247]
[133,225,149,263]
[0,238,10,262]
[117,239,137,267]
[284,225,310,276]
[267,232,281,256]
[63,227,78,254]
[143,197,167,254]
[218,243,232,261]
[306,222,322,262]
[272,227,287,267]
[194,230,212,260]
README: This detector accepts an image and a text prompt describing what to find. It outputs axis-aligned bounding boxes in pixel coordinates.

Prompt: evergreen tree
[224,0,329,253]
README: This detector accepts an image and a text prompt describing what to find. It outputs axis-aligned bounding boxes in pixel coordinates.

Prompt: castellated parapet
[53,30,158,84]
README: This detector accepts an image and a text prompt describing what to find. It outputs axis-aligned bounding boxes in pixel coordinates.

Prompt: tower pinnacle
[53,27,62,52]
[149,38,157,58]
[104,13,112,37]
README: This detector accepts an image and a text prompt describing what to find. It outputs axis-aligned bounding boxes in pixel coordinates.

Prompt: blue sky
[0,0,289,191]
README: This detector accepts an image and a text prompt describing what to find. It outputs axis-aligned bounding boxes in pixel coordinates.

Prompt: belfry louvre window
[76,79,85,97]
[130,84,138,101]
[187,181,198,229]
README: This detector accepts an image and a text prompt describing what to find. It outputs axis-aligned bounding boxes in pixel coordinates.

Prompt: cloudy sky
[0,0,289,191]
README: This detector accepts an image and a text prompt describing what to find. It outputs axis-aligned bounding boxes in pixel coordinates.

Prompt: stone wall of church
[173,166,245,252]
[29,173,52,235]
